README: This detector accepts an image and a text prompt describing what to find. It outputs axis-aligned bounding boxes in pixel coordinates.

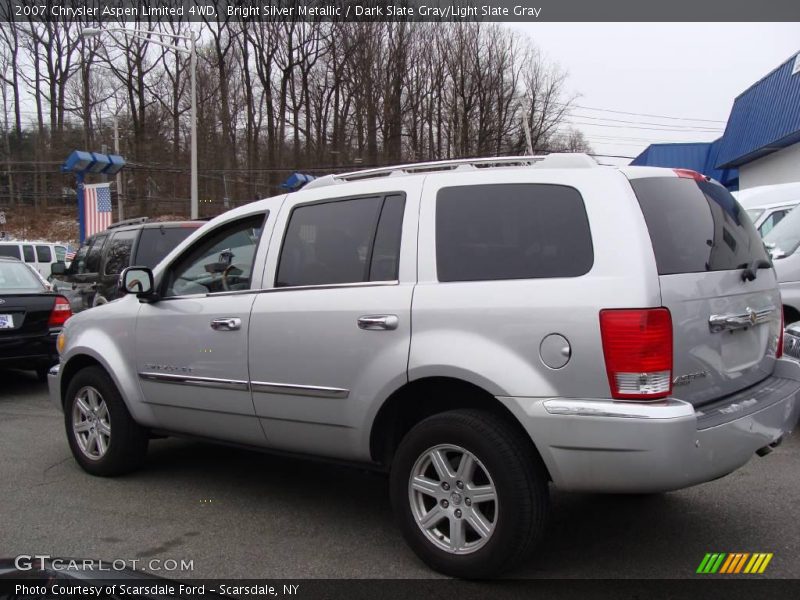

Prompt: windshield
[0,260,46,293]
[763,206,800,258]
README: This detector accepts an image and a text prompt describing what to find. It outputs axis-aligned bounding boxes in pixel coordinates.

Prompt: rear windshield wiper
[741,259,772,282]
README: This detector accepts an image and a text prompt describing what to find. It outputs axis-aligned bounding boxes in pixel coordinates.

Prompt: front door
[135,212,269,446]
[249,183,419,461]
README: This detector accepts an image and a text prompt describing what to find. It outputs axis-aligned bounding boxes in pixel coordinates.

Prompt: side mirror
[51,262,66,276]
[119,266,157,302]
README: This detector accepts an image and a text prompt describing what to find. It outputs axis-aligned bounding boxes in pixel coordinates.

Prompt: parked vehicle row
[49,154,800,578]
[0,241,69,278]
[49,218,202,312]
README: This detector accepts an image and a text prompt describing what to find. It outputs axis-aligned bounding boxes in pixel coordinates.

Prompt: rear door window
[631,177,769,275]
[276,194,404,287]
[22,245,35,263]
[104,230,138,275]
[84,235,108,274]
[436,184,593,282]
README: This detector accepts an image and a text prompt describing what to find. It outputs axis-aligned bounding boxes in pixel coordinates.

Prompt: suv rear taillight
[599,308,673,400]
[777,310,784,358]
[48,296,72,328]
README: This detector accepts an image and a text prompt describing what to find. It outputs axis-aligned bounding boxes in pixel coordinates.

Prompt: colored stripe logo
[697,553,773,574]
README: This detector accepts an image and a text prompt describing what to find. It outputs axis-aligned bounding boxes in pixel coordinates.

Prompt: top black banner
[3,0,800,22]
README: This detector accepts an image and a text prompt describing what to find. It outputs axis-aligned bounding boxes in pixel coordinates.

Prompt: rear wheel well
[784,305,800,325]
[369,377,546,475]
[60,355,105,407]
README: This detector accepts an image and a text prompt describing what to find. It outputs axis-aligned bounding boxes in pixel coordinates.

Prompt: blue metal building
[715,52,800,189]
[630,139,739,189]
[631,50,800,191]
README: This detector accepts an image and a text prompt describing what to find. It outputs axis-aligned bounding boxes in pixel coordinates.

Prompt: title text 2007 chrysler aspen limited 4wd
[50,154,800,578]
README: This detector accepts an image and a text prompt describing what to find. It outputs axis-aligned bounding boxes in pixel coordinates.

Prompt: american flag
[83,183,113,238]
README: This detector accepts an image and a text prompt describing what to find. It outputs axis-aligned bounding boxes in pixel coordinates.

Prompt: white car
[735,182,800,237]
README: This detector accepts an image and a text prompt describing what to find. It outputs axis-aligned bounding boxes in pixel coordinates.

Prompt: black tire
[390,409,549,578]
[64,365,149,476]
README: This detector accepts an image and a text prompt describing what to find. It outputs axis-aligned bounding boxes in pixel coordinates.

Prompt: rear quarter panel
[410,168,662,399]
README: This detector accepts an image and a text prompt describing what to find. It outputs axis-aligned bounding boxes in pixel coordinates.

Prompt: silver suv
[49,154,800,578]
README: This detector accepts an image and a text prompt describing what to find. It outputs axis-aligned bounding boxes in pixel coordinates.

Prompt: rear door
[630,174,782,406]
[249,183,418,461]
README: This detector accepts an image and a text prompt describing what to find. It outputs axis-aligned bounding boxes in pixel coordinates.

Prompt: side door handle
[357,315,399,331]
[211,317,242,331]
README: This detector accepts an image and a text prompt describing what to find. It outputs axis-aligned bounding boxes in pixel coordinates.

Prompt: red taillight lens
[599,308,673,400]
[48,295,72,328]
[777,310,784,359]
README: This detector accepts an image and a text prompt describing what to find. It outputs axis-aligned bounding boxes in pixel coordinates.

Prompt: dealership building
[632,51,800,191]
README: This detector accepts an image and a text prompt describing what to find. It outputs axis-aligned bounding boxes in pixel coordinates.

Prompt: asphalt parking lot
[1,368,798,579]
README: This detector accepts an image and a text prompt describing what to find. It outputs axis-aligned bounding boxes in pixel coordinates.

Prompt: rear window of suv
[436,184,593,282]
[631,177,769,275]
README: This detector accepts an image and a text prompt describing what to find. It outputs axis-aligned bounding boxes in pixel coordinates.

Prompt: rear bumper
[0,331,59,369]
[501,359,800,493]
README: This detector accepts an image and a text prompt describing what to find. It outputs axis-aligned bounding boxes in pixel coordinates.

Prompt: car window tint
[104,230,138,275]
[276,196,403,287]
[164,215,265,297]
[436,184,593,282]
[84,235,107,274]
[632,177,769,275]
[22,245,35,263]
[135,226,200,269]
[0,245,20,259]
[35,245,52,262]
[55,246,66,262]
[67,242,91,274]
[369,195,405,281]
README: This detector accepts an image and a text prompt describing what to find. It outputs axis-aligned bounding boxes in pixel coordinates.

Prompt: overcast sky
[510,22,800,163]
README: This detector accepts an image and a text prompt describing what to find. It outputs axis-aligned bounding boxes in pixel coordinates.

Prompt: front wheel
[390,409,549,578]
[64,366,149,476]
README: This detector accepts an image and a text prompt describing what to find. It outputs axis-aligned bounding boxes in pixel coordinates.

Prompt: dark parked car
[0,256,71,381]
[50,218,202,312]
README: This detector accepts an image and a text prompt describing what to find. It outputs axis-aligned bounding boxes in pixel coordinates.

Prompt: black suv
[51,218,202,312]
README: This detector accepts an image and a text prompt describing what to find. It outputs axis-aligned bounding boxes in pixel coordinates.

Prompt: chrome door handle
[357,315,399,331]
[211,317,242,331]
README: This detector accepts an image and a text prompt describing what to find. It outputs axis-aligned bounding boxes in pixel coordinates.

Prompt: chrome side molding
[250,381,349,399]
[139,372,249,392]
[139,372,350,399]
[709,306,776,333]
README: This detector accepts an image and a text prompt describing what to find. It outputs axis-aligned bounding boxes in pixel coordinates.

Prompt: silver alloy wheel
[71,386,111,461]
[408,444,499,555]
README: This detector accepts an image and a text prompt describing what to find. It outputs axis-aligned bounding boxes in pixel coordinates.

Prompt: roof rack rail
[302,153,597,190]
[107,216,149,230]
